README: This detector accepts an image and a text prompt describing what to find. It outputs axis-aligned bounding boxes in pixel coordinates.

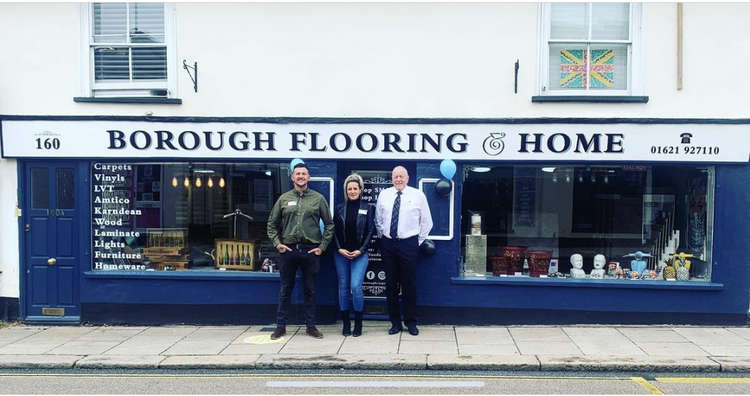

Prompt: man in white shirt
[375,166,433,336]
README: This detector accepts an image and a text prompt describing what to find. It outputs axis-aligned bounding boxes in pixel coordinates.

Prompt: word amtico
[106,130,469,153]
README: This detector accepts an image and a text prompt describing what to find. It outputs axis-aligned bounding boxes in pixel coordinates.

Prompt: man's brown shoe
[270,327,286,340]
[306,326,324,339]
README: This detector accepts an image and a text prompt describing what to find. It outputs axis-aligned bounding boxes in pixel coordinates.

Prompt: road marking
[631,377,664,395]
[266,380,485,388]
[656,377,750,384]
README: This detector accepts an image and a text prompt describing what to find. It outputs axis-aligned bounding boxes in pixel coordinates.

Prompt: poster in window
[560,48,614,88]
[513,168,537,228]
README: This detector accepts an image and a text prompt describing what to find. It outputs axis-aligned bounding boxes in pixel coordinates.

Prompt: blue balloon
[439,159,456,180]
[290,158,304,170]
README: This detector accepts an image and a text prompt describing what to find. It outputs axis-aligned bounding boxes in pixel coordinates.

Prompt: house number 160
[35,138,61,150]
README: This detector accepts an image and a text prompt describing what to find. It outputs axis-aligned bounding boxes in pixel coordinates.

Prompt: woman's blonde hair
[343,173,364,197]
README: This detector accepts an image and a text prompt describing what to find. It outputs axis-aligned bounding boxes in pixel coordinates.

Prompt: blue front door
[22,161,82,322]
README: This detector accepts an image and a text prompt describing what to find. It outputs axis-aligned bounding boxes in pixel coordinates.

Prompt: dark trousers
[381,235,419,326]
[276,245,320,328]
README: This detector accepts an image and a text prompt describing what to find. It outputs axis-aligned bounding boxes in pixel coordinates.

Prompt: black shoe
[406,323,419,336]
[388,323,402,335]
[341,310,351,336]
[306,326,324,339]
[270,326,286,340]
[353,311,363,337]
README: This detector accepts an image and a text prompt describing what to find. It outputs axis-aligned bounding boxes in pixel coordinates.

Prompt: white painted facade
[1,2,749,300]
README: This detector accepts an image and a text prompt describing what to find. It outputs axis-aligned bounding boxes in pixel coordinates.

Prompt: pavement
[1,322,750,372]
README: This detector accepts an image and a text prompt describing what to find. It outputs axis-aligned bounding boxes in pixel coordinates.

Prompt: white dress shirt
[375,185,433,245]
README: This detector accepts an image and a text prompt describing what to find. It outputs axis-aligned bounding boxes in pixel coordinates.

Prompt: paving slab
[538,355,720,372]
[672,327,750,346]
[339,335,400,354]
[278,332,345,354]
[617,327,687,343]
[162,327,245,355]
[427,354,539,370]
[256,353,427,369]
[75,355,165,369]
[160,354,260,368]
[0,354,82,369]
[104,326,197,355]
[0,326,47,348]
[636,342,709,357]
[399,340,457,354]
[699,345,750,356]
[221,342,286,355]
[509,327,572,342]
[47,340,121,355]
[404,327,455,342]
[572,341,645,356]
[725,328,750,342]
[516,341,582,355]
[0,326,99,354]
[709,356,750,372]
[78,327,148,342]
[458,343,519,355]
[455,327,515,345]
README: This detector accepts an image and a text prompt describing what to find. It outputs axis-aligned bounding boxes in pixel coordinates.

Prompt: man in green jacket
[267,162,334,339]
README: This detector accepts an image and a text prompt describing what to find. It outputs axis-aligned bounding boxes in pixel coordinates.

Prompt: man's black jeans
[276,244,320,328]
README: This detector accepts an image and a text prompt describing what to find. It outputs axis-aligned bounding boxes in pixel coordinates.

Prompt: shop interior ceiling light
[470,166,491,173]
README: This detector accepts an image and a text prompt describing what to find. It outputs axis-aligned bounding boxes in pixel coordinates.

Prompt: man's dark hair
[292,162,308,171]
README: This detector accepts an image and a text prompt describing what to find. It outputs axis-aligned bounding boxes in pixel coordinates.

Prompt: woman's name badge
[287,201,297,206]
[358,209,368,215]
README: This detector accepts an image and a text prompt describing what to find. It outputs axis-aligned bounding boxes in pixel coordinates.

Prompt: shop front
[1,116,748,324]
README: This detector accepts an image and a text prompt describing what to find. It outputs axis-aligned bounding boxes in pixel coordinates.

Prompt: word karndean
[106,130,468,154]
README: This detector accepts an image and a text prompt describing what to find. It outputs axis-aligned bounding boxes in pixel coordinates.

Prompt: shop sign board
[2,120,749,163]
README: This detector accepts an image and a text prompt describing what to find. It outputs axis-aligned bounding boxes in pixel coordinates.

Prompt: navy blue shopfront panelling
[5,116,748,324]
[412,162,750,322]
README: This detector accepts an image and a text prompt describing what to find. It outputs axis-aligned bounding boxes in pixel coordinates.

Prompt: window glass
[461,165,713,282]
[591,3,630,40]
[56,168,75,210]
[92,3,127,43]
[90,2,167,85]
[589,43,628,90]
[545,2,633,93]
[550,3,588,40]
[91,162,288,272]
[31,168,50,209]
[548,43,587,91]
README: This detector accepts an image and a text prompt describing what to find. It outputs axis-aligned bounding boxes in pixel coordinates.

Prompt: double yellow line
[632,376,750,394]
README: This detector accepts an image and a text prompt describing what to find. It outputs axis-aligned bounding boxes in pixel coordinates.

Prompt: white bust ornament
[589,254,606,279]
[570,253,586,279]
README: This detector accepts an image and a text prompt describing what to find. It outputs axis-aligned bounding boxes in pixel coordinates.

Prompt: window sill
[531,95,649,103]
[74,97,182,104]
[84,270,280,281]
[450,276,723,291]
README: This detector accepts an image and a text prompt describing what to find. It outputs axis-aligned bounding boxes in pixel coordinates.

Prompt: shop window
[80,3,176,99]
[91,162,289,273]
[537,2,643,96]
[461,165,713,282]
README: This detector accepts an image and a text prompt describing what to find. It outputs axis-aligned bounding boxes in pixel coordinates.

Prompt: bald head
[392,166,408,191]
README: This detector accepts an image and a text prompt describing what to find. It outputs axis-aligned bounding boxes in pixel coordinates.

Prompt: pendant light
[207,176,214,188]
[219,177,226,188]
[171,176,178,188]
[195,176,202,188]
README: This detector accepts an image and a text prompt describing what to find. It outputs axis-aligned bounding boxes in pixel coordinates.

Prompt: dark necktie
[390,191,402,239]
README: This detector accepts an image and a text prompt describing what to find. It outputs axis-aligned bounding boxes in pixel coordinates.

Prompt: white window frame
[79,3,177,98]
[537,2,643,96]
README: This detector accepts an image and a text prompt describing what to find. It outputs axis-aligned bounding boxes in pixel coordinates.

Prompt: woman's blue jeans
[334,252,369,312]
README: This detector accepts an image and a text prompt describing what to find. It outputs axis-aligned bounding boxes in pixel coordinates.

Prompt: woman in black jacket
[333,173,375,336]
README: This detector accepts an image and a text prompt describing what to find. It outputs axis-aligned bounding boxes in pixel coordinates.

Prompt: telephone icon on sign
[680,133,693,144]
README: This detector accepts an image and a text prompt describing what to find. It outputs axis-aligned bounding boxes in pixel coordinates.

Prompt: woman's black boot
[341,311,351,336]
[353,311,363,337]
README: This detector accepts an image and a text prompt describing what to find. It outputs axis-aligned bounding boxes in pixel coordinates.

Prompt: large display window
[461,164,714,282]
[91,162,288,272]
